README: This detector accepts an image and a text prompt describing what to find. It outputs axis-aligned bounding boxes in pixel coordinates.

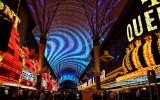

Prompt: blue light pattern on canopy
[27,0,125,84]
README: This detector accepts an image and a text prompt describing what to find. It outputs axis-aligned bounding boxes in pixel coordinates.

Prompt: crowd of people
[0,87,159,100]
[91,88,154,100]
[92,91,107,100]
[0,88,81,100]
[38,90,80,100]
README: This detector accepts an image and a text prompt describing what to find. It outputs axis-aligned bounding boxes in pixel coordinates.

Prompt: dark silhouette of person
[103,91,107,100]
[92,92,97,100]
[22,90,28,100]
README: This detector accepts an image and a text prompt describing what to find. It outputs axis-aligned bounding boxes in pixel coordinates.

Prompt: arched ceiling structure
[26,0,127,84]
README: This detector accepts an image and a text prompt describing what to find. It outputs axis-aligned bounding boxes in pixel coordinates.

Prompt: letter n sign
[147,70,157,83]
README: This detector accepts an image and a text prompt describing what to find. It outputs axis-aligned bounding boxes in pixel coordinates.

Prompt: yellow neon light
[116,66,156,82]
[131,39,143,69]
[143,35,156,67]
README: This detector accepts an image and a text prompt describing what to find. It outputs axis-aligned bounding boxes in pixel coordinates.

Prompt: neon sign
[88,79,92,86]
[82,82,87,88]
[141,0,160,7]
[22,68,35,82]
[127,0,160,42]
[0,1,20,29]
[100,70,105,81]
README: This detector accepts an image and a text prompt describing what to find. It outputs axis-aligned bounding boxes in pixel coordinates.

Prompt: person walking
[39,90,45,100]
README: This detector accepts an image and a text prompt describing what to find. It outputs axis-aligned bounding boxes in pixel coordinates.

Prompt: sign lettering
[141,0,160,7]
[127,3,160,42]
[0,1,20,29]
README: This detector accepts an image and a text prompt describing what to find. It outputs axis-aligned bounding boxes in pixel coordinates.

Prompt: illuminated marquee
[122,0,160,73]
[127,0,160,42]
[0,1,20,29]
[22,68,35,82]
[117,65,156,82]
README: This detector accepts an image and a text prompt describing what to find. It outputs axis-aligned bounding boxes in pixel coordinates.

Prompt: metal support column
[93,38,101,90]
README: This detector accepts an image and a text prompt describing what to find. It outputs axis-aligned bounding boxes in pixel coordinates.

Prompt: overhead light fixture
[100,51,114,62]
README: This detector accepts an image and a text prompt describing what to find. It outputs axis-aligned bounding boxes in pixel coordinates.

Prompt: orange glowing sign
[0,1,20,29]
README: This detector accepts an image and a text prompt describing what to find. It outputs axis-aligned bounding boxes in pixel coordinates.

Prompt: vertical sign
[36,75,42,89]
[147,70,156,83]
[147,70,160,100]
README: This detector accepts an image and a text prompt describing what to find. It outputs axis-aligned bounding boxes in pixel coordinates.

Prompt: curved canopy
[26,0,127,84]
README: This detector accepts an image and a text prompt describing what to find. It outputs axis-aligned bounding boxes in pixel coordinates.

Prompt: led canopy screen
[27,0,126,84]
